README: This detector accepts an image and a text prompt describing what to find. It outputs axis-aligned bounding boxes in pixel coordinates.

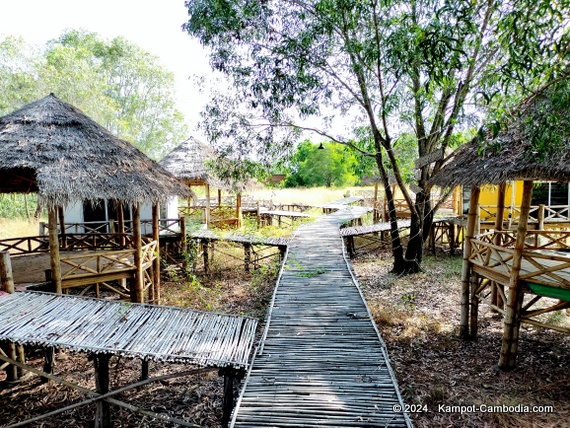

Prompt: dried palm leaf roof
[431,78,570,188]
[0,94,190,208]
[159,136,254,192]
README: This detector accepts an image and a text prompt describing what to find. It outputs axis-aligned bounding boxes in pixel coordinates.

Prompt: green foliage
[0,194,38,219]
[0,30,188,160]
[284,140,358,187]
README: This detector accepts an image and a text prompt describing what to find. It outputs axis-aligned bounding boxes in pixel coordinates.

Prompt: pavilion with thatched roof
[0,93,189,303]
[160,136,247,228]
[431,78,570,370]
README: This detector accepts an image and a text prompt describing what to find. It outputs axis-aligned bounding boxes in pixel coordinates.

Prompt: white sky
[0,0,212,133]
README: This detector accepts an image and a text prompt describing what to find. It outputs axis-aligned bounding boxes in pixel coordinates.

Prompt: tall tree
[0,31,188,160]
[183,0,569,273]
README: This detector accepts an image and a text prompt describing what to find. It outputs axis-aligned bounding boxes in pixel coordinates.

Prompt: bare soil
[2,243,570,427]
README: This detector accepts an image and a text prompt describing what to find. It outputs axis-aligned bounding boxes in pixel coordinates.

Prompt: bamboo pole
[132,203,143,303]
[537,203,545,230]
[460,186,480,339]
[237,193,242,227]
[152,203,160,304]
[205,183,211,228]
[180,216,188,274]
[491,183,506,311]
[218,189,222,206]
[57,206,67,250]
[499,180,533,370]
[48,206,63,294]
[94,354,111,428]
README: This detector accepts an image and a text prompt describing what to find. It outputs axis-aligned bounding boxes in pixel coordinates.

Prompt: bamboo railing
[469,230,570,290]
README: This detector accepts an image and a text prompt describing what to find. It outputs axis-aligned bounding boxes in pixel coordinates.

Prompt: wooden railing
[0,236,49,255]
[41,219,183,237]
[60,239,157,283]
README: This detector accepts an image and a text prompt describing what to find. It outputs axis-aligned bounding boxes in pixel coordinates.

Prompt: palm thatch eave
[0,94,191,208]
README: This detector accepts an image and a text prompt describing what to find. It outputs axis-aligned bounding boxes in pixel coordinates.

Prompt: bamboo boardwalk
[231,205,411,427]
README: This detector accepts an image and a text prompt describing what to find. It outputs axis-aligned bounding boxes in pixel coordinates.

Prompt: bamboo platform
[231,206,411,427]
[189,229,290,247]
[0,291,257,368]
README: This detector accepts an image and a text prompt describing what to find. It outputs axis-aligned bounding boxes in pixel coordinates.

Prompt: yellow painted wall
[457,181,524,219]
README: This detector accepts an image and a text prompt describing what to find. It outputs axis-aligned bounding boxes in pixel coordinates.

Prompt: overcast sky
[0,0,212,131]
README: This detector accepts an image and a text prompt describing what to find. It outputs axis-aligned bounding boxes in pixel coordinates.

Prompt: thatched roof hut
[0,93,189,208]
[431,79,570,188]
[159,136,228,189]
[430,78,570,370]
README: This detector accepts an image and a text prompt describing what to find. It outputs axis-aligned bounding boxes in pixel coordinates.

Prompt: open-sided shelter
[0,93,189,302]
[431,78,570,370]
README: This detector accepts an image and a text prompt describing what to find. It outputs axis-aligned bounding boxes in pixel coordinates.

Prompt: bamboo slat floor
[0,291,257,369]
[340,219,411,237]
[189,229,290,247]
[231,205,412,427]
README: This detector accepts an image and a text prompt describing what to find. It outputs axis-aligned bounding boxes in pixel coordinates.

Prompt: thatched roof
[159,136,254,192]
[0,94,190,208]
[431,78,570,188]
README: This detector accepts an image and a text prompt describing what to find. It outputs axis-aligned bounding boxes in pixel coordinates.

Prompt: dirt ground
[2,243,570,427]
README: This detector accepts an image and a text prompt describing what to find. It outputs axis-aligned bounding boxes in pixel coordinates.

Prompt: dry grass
[0,218,41,239]
[353,250,570,428]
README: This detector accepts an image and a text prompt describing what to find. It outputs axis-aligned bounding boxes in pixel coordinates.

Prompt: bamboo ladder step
[231,205,411,427]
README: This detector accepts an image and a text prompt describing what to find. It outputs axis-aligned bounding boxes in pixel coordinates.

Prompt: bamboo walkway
[231,205,411,427]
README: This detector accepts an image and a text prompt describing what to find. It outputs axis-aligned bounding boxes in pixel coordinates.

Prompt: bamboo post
[218,189,222,206]
[42,347,55,382]
[94,354,111,428]
[460,186,480,339]
[152,203,160,304]
[132,203,144,303]
[236,193,242,227]
[469,273,480,337]
[205,184,211,228]
[256,201,261,229]
[499,180,533,370]
[221,368,237,427]
[48,206,63,294]
[537,203,545,230]
[491,183,506,311]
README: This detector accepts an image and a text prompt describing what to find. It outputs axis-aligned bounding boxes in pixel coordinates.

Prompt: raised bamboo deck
[0,291,257,368]
[231,205,411,427]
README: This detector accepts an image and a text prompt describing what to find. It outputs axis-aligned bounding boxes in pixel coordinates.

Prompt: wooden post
[256,201,260,229]
[499,180,533,370]
[0,251,18,381]
[460,186,480,339]
[537,203,545,230]
[205,184,211,228]
[48,206,63,294]
[491,183,506,311]
[151,203,160,304]
[94,353,111,428]
[1,251,15,294]
[218,189,222,206]
[42,347,55,382]
[221,368,237,427]
[236,193,242,227]
[132,203,144,304]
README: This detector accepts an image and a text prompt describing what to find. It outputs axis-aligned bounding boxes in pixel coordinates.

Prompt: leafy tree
[284,140,358,187]
[0,36,39,116]
[183,0,569,273]
[0,31,188,160]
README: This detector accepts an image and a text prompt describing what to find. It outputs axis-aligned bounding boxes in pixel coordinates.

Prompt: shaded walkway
[231,206,411,427]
